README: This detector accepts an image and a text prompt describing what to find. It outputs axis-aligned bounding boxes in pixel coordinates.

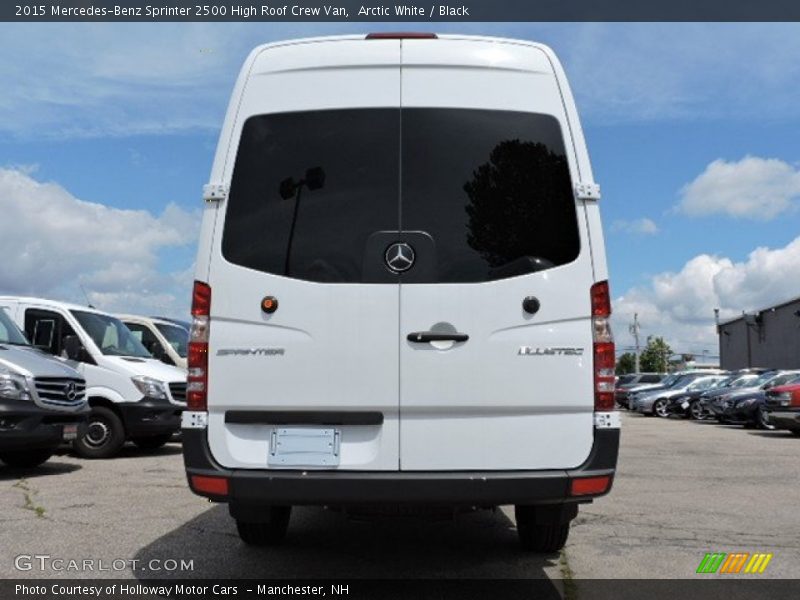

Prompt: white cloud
[677,156,800,220]
[611,218,659,235]
[0,23,799,139]
[612,237,800,354]
[0,168,199,317]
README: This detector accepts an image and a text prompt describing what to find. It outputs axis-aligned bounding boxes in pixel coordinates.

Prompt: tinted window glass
[402,109,579,283]
[155,323,189,358]
[223,109,400,283]
[71,311,151,358]
[640,374,662,383]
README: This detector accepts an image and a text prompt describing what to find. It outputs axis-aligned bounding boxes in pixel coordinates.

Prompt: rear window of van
[222,108,579,283]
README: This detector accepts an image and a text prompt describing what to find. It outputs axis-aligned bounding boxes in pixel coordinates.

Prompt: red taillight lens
[192,281,211,316]
[570,475,611,496]
[188,281,210,411]
[190,475,228,496]
[366,32,437,39]
[591,281,615,411]
[590,280,611,317]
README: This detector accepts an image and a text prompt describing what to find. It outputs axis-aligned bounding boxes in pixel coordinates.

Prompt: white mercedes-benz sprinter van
[0,297,187,458]
[183,34,619,552]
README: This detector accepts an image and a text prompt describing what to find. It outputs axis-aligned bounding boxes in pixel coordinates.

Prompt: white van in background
[182,34,618,552]
[0,297,187,458]
[118,314,189,370]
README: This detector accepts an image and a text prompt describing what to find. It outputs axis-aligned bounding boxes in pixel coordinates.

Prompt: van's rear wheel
[515,505,572,552]
[236,506,292,546]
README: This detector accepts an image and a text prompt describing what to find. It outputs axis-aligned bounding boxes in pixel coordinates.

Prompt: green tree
[639,337,672,373]
[616,352,636,375]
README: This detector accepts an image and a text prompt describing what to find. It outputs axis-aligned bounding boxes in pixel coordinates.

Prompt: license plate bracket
[269,427,340,467]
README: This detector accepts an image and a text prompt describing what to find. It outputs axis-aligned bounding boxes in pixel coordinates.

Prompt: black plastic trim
[225,410,384,426]
[182,424,619,506]
[118,397,181,437]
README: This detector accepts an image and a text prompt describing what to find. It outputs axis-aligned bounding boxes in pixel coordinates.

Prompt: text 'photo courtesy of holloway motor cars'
[3,10,800,598]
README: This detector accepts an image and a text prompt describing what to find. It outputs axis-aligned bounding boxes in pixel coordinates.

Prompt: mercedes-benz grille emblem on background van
[64,381,77,401]
[385,242,415,273]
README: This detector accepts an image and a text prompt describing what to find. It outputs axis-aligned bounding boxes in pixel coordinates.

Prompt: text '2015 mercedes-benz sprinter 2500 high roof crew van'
[182,34,619,552]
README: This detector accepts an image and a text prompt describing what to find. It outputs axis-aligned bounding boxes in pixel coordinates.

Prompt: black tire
[755,408,775,431]
[73,406,126,459]
[236,506,292,546]
[515,505,571,552]
[689,401,706,421]
[0,448,55,468]
[791,430,800,437]
[653,398,669,418]
[132,434,173,451]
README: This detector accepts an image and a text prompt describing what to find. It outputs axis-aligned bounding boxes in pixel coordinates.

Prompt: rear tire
[132,434,173,451]
[515,505,571,552]
[73,406,126,459]
[0,449,54,468]
[236,506,292,546]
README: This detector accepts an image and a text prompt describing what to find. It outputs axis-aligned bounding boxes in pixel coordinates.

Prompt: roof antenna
[79,284,95,309]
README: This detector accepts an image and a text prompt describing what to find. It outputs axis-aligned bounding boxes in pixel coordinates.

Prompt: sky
[0,22,799,359]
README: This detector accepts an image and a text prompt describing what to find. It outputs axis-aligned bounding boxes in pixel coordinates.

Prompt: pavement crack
[12,478,47,519]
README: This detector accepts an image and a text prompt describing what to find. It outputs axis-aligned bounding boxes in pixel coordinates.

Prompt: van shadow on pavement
[134,504,562,597]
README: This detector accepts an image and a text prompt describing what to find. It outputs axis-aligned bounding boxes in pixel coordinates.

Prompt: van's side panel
[397,39,596,470]
[205,40,403,471]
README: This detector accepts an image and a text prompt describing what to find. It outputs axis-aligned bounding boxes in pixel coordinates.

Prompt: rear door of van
[397,38,596,470]
[205,39,403,470]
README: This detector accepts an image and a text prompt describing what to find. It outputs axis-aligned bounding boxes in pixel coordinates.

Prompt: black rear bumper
[182,425,619,507]
[0,398,89,452]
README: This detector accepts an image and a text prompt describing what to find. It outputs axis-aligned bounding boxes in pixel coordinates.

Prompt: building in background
[718,296,800,370]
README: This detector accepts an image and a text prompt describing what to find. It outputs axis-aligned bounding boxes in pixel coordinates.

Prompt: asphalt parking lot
[1,412,798,583]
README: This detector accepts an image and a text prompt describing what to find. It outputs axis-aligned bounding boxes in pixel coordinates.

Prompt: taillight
[188,281,210,411]
[591,281,615,411]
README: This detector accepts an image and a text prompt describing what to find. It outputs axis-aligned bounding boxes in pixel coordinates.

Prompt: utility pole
[628,313,641,373]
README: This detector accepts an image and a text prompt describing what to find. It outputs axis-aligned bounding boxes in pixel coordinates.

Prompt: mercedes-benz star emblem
[64,381,77,401]
[385,242,415,273]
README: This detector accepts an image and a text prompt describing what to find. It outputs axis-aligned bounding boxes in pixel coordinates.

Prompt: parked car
[672,373,760,420]
[721,371,800,429]
[0,307,88,468]
[182,34,618,552]
[118,315,188,369]
[627,370,725,412]
[614,373,664,408]
[635,374,729,417]
[705,370,800,424]
[0,297,187,458]
[763,382,800,436]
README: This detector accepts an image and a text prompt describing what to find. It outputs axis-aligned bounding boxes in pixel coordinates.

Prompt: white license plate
[62,423,79,441]
[269,427,340,467]
[681,401,690,409]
